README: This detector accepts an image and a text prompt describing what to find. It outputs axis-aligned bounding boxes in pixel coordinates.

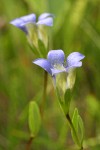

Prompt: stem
[66,113,83,149]
[56,87,83,149]
[26,137,33,150]
[40,71,48,116]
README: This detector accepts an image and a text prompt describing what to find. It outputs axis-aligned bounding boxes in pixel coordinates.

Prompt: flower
[10,13,54,49]
[33,50,85,89]
[10,13,53,34]
[33,50,85,75]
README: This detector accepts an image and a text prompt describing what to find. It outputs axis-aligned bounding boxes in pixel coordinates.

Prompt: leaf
[28,101,41,137]
[64,89,71,114]
[72,108,79,133]
[71,130,80,147]
[71,108,84,147]
[78,115,84,145]
[71,108,80,146]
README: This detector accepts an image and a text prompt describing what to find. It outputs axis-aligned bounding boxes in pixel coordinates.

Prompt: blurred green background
[0,0,100,149]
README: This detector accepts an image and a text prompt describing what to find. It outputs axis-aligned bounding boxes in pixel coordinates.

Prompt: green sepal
[26,23,38,48]
[28,101,41,137]
[56,87,64,110]
[38,39,47,57]
[64,89,71,114]
[56,87,62,105]
[28,43,41,57]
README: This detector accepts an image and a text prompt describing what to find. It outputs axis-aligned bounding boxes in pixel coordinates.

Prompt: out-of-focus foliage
[0,0,100,149]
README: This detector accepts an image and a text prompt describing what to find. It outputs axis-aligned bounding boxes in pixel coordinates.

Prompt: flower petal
[37,17,53,26]
[66,62,83,72]
[47,50,65,66]
[20,14,36,23]
[10,14,36,33]
[38,13,54,20]
[10,18,26,31]
[33,59,52,75]
[66,52,85,69]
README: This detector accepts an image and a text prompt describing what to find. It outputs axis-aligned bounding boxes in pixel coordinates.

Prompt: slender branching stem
[40,71,48,116]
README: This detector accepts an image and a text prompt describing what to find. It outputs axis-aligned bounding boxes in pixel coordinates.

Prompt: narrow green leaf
[64,89,71,113]
[71,108,80,146]
[72,108,78,133]
[78,115,84,145]
[28,101,41,137]
[71,128,80,147]
[71,108,84,147]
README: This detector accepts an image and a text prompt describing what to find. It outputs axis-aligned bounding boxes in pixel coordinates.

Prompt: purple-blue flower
[33,50,85,76]
[10,13,54,34]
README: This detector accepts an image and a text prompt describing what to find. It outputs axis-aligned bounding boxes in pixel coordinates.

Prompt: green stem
[55,80,83,149]
[40,71,48,116]
[66,113,83,149]
[26,137,33,150]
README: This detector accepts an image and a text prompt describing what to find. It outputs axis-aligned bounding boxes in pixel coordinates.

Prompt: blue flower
[33,50,85,89]
[33,50,85,76]
[10,13,54,34]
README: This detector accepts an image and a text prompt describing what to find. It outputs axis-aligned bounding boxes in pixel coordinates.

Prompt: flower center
[53,64,65,71]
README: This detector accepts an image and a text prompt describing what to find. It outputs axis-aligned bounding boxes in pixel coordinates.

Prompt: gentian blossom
[33,50,85,75]
[10,13,53,34]
[33,50,85,89]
